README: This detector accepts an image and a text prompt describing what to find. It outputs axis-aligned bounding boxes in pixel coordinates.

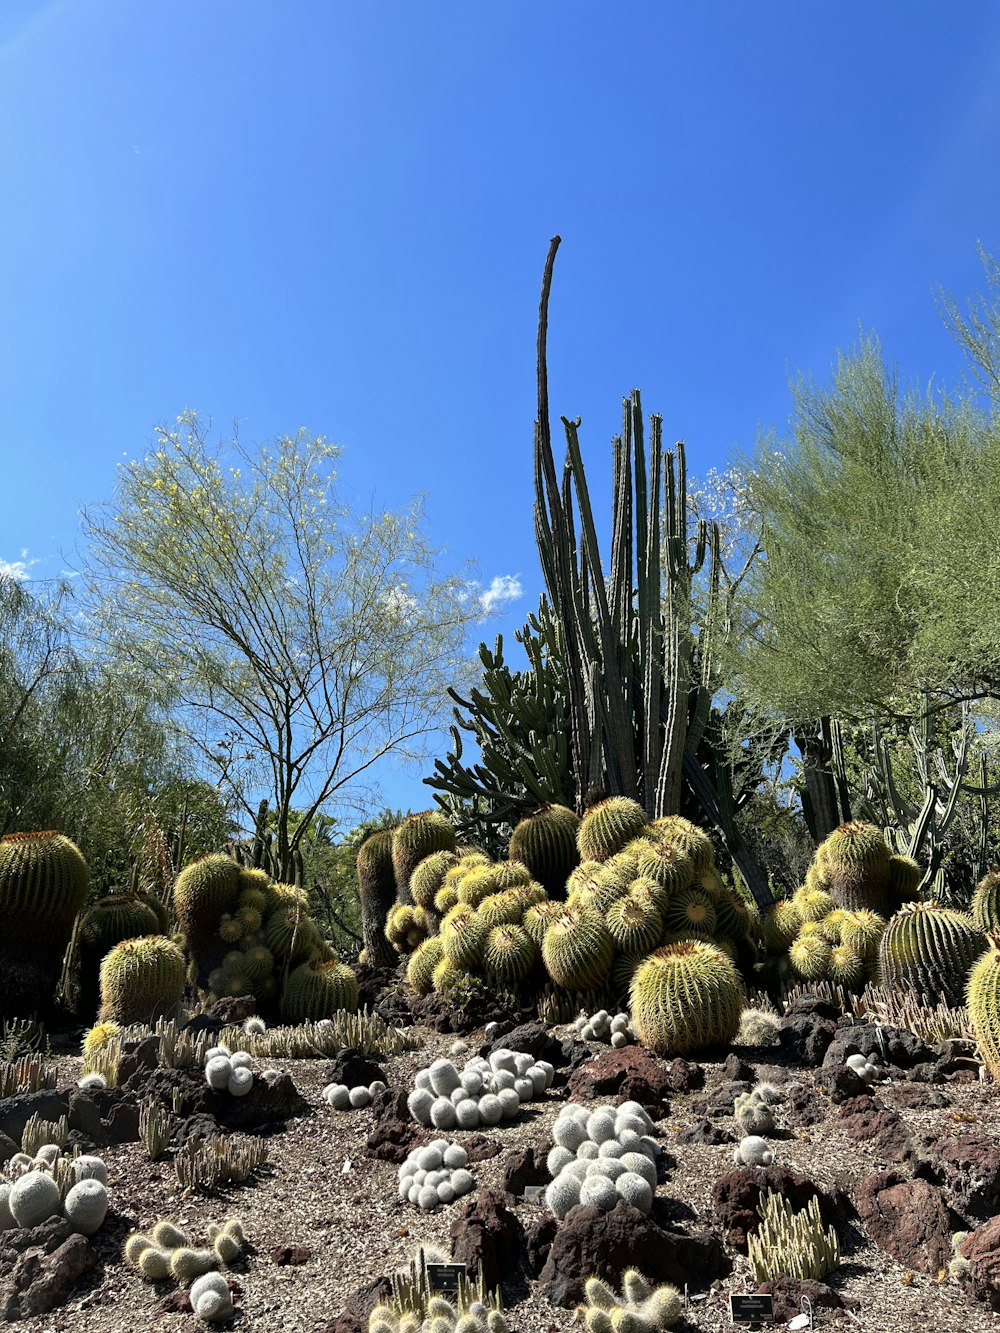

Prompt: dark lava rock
[536,1201,729,1306]
[675,1118,733,1147]
[555,1039,593,1082]
[856,1169,955,1273]
[781,1079,828,1128]
[722,1054,756,1082]
[822,1023,934,1072]
[565,1046,673,1119]
[888,1082,949,1110]
[838,1100,912,1162]
[364,1086,430,1164]
[777,1012,837,1065]
[961,1216,1000,1310]
[0,1130,17,1164]
[218,1070,307,1132]
[524,1213,559,1275]
[0,1089,69,1147]
[449,1188,525,1291]
[711,1165,849,1252]
[174,1112,221,1147]
[124,1065,214,1119]
[662,1058,705,1094]
[691,1079,753,1119]
[326,1275,394,1333]
[501,1147,549,1196]
[784,994,839,1021]
[824,1064,872,1103]
[0,1219,97,1321]
[410,985,521,1035]
[753,1277,850,1321]
[915,1131,1000,1224]
[935,1038,980,1079]
[270,1245,312,1265]
[487,1021,555,1061]
[104,1098,140,1144]
[372,985,413,1030]
[323,1049,386,1091]
[461,1134,502,1164]
[183,994,257,1033]
[116,1034,161,1084]
[354,962,404,1014]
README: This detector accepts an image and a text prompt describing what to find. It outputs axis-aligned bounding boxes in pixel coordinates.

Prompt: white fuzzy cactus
[205,1055,233,1091]
[546,1102,661,1221]
[397,1141,475,1211]
[64,1179,109,1235]
[190,1271,234,1323]
[733,1135,775,1167]
[8,1171,61,1227]
[845,1052,880,1083]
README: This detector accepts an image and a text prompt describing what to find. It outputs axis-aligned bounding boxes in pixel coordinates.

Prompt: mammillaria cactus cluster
[0,1148,110,1235]
[322,1078,387,1109]
[406,1050,554,1131]
[570,1008,635,1046]
[576,1268,682,1331]
[397,1141,476,1211]
[204,1044,255,1096]
[545,1101,659,1219]
[733,1135,775,1167]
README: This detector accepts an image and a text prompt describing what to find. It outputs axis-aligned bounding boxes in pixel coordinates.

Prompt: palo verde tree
[81,415,478,881]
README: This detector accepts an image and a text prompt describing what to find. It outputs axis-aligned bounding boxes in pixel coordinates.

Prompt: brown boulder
[566,1046,673,1118]
[856,1170,954,1273]
[449,1188,525,1290]
[915,1131,1000,1224]
[536,1200,729,1306]
[364,1086,430,1164]
[961,1216,1000,1310]
[711,1165,848,1253]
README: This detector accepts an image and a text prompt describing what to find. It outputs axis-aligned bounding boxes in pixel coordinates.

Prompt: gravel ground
[9,1027,1000,1333]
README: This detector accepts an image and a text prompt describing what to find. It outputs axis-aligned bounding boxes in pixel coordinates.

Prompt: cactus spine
[281,958,359,1021]
[967,937,1000,1082]
[392,813,457,905]
[99,935,186,1024]
[877,901,986,1006]
[630,940,743,1055]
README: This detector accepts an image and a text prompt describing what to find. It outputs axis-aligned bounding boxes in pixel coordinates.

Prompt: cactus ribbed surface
[0,830,90,1018]
[356,830,399,968]
[839,909,886,959]
[649,815,715,877]
[792,886,835,923]
[577,798,649,863]
[391,813,457,904]
[409,851,459,909]
[661,886,717,939]
[629,836,695,897]
[789,933,831,981]
[827,944,865,989]
[606,895,663,956]
[440,904,489,969]
[99,935,185,1024]
[813,821,894,916]
[508,804,581,898]
[522,899,563,948]
[542,905,615,991]
[78,894,162,1017]
[172,853,241,986]
[407,937,444,995]
[282,958,358,1021]
[888,854,922,901]
[761,900,803,954]
[877,901,986,1006]
[972,871,1000,934]
[483,924,537,987]
[967,938,1000,1082]
[630,940,743,1055]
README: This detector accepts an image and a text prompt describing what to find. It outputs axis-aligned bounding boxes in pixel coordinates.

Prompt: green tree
[81,415,479,879]
[739,335,1000,725]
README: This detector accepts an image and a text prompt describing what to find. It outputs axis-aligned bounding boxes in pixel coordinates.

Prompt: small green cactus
[747,1190,840,1282]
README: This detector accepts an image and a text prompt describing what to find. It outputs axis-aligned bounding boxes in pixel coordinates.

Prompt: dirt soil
[8,1024,1000,1333]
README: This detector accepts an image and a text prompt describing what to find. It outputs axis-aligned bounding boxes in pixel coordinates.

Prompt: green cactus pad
[630,940,743,1055]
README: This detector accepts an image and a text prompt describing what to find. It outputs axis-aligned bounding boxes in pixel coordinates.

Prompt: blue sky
[2,1,999,821]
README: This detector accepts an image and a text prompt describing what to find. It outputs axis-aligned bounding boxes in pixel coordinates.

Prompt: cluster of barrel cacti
[576,1269,683,1332]
[173,853,356,1021]
[0,1147,110,1237]
[545,1101,660,1219]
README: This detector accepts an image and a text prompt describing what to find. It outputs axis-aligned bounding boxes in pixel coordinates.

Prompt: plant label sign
[426,1263,467,1295]
[729,1292,775,1324]
[522,1185,546,1204]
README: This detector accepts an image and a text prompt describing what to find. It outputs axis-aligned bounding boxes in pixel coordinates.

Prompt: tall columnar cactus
[877,901,986,1007]
[577,798,649,863]
[99,935,186,1024]
[356,830,398,968]
[391,813,457,905]
[966,937,1000,1082]
[172,853,241,986]
[629,940,743,1055]
[542,905,615,991]
[0,830,90,1018]
[281,958,359,1021]
[507,804,581,898]
[811,821,894,917]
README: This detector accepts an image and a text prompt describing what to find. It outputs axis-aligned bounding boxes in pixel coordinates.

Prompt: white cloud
[480,574,523,613]
[0,557,33,582]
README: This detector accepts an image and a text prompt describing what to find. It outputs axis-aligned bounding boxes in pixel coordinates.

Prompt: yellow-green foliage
[967,937,1000,1082]
[542,905,615,991]
[747,1190,839,1282]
